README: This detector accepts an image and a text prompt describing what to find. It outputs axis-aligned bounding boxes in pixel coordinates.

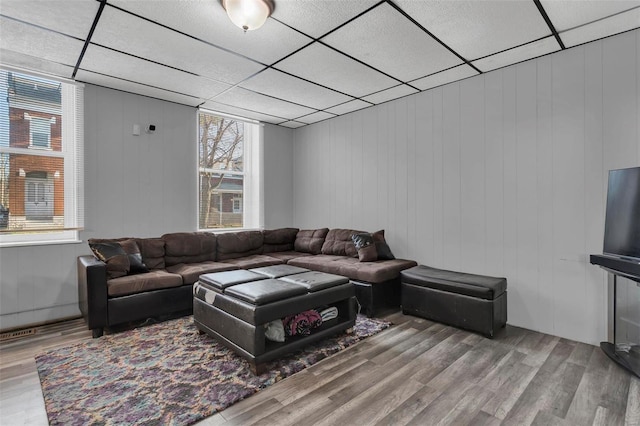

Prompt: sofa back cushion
[294,228,329,254]
[321,228,363,257]
[135,238,166,270]
[217,230,264,261]
[262,228,299,253]
[162,232,217,266]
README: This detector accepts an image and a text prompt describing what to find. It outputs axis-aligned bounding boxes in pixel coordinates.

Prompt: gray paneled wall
[0,86,197,330]
[292,29,640,345]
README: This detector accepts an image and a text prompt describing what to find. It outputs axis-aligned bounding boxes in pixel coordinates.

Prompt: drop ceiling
[1,0,638,128]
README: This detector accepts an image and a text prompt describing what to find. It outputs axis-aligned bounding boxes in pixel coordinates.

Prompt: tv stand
[590,254,640,379]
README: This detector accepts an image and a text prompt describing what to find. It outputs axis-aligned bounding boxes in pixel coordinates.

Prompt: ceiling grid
[1,0,638,127]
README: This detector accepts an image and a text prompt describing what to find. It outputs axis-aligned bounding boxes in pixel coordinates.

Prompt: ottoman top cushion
[280,271,349,292]
[401,265,506,300]
[249,264,310,279]
[199,270,266,290]
[224,279,308,305]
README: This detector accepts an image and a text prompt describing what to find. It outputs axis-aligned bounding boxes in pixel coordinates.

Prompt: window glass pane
[0,68,80,241]
[2,154,63,226]
[198,112,245,229]
[32,132,49,147]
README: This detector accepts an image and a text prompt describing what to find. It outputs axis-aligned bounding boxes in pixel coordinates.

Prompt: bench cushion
[224,279,308,305]
[199,270,267,291]
[401,265,506,300]
[280,271,349,292]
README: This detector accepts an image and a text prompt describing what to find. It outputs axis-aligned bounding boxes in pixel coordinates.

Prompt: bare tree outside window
[198,112,244,229]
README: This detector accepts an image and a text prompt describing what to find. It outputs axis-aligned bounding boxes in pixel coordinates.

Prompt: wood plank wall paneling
[292,30,640,345]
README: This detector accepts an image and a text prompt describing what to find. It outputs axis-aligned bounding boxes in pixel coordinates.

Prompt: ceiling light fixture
[221,0,275,32]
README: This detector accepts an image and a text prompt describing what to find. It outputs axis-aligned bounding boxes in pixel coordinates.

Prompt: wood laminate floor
[0,312,638,426]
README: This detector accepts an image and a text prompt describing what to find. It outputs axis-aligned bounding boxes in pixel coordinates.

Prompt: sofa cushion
[162,232,217,266]
[216,230,264,261]
[265,251,313,262]
[165,261,238,285]
[134,238,166,270]
[287,254,346,272]
[262,228,299,253]
[321,228,363,258]
[222,254,283,269]
[106,270,184,297]
[289,255,417,283]
[294,228,329,254]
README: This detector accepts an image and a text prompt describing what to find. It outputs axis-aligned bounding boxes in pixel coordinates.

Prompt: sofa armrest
[77,255,108,336]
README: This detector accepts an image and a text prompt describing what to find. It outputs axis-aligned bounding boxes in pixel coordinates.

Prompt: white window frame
[197,109,262,232]
[0,67,84,247]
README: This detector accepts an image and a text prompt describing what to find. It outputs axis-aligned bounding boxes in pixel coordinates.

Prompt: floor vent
[0,328,37,341]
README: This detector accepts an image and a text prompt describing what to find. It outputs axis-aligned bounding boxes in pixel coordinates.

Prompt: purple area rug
[36,315,390,425]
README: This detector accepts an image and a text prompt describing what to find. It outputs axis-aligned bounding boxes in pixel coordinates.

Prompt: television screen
[603,166,640,261]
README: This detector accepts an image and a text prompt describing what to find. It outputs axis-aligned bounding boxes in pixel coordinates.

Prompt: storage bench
[400,265,507,338]
[193,267,357,373]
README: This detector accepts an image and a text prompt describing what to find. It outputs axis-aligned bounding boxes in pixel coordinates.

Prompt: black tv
[603,166,640,262]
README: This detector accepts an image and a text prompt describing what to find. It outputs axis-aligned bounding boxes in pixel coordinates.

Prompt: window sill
[0,238,83,248]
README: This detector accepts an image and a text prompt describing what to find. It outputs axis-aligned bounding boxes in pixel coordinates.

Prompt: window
[198,110,261,230]
[0,68,84,246]
[26,113,54,148]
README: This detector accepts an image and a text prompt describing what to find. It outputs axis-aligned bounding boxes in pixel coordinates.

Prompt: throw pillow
[120,239,149,274]
[351,230,396,262]
[88,241,130,279]
[351,233,378,262]
[372,230,395,260]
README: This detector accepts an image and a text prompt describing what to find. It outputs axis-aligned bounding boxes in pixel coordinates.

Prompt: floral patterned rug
[35,315,390,426]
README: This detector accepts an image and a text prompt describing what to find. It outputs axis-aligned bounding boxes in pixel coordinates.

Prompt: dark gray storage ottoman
[401,265,507,338]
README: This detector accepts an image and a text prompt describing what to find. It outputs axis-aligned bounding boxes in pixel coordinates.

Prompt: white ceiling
[1,0,638,127]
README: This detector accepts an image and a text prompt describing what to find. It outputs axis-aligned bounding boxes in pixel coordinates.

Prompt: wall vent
[0,328,36,341]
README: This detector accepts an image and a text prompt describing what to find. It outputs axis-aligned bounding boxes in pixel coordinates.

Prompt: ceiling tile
[275,42,398,98]
[362,85,418,105]
[239,69,353,110]
[109,0,312,65]
[472,37,561,72]
[271,0,380,38]
[200,100,285,124]
[395,0,551,60]
[324,99,371,115]
[322,3,462,82]
[279,121,307,129]
[91,5,264,85]
[411,65,478,91]
[296,111,336,124]
[541,0,639,32]
[0,17,85,68]
[0,49,75,79]
[81,45,232,99]
[212,87,316,120]
[558,7,640,47]
[76,70,203,107]
[0,0,100,39]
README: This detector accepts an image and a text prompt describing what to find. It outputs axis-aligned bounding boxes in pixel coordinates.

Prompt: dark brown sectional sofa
[77,227,417,337]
